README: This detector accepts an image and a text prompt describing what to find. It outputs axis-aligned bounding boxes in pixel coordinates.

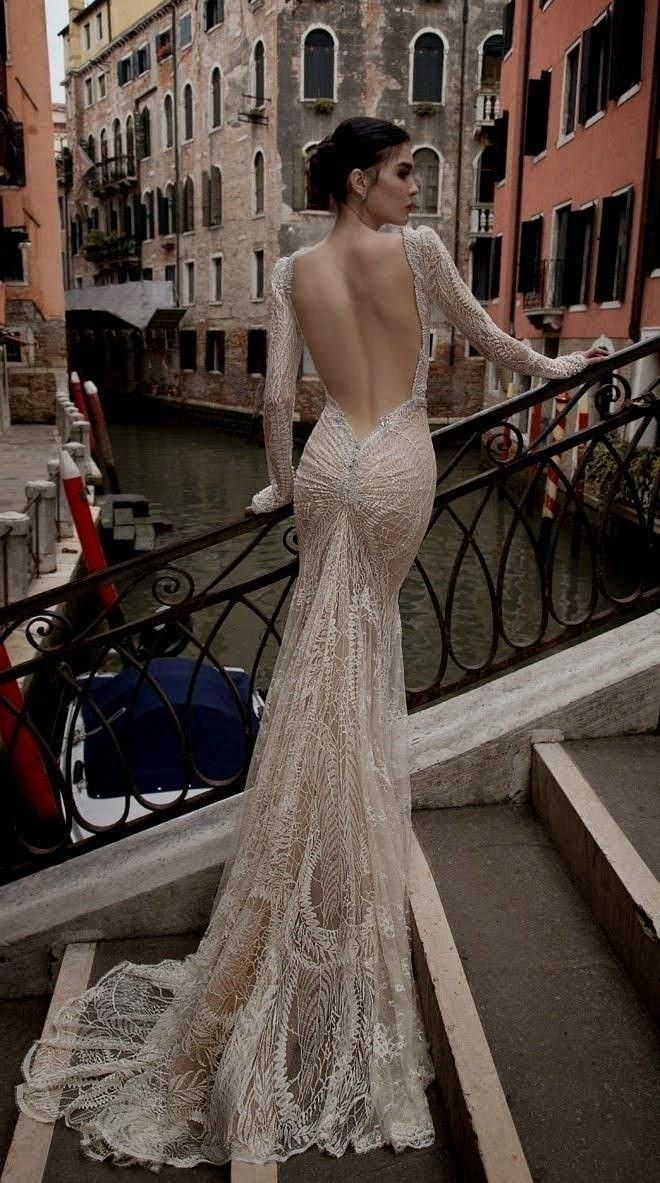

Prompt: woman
[16,117,606,1170]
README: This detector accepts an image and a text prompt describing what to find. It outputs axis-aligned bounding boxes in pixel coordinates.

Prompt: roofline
[72,0,107,26]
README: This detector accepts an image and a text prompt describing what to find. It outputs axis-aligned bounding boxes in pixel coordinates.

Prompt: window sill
[252,212,265,219]
[584,109,605,130]
[206,369,224,375]
[531,149,547,164]
[181,230,195,237]
[597,300,622,309]
[251,297,265,303]
[209,124,223,133]
[567,304,587,312]
[616,82,641,106]
[556,131,575,149]
[208,300,223,305]
[182,138,194,146]
[650,267,660,279]
[205,22,224,34]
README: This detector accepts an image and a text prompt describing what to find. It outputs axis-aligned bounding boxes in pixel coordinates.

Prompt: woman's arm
[418,224,590,380]
[249,257,304,514]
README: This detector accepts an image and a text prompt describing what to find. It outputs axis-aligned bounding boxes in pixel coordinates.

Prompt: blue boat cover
[79,657,260,798]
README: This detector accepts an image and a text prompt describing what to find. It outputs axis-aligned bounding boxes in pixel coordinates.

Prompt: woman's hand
[580,345,610,364]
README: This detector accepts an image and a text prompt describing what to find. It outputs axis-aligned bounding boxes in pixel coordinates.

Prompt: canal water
[108,414,628,697]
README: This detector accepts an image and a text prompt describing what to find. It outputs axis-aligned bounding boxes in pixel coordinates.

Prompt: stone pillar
[47,456,73,539]
[24,480,57,575]
[0,512,31,606]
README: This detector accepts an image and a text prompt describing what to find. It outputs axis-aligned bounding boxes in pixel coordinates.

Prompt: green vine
[584,439,660,513]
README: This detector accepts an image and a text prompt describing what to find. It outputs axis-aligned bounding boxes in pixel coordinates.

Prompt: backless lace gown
[16,225,588,1170]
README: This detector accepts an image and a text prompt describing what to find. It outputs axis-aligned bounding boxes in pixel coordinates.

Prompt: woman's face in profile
[368,143,420,225]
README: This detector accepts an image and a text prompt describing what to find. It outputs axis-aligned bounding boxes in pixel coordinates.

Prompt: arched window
[254,40,265,106]
[183,175,194,231]
[125,115,135,170]
[163,93,174,148]
[477,145,497,204]
[254,151,264,214]
[210,67,222,128]
[209,166,222,225]
[303,29,334,99]
[112,117,122,175]
[412,32,445,103]
[183,83,193,140]
[87,133,96,161]
[142,190,154,239]
[164,183,176,235]
[412,147,441,214]
[100,127,108,181]
[480,33,503,89]
[137,106,151,159]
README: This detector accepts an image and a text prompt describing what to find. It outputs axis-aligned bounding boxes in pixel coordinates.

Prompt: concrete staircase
[1,736,658,1182]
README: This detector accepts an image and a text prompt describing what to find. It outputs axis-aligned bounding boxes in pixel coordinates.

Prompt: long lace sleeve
[250,256,304,514]
[417,224,589,380]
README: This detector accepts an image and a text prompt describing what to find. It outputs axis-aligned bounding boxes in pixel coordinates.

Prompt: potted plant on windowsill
[247,105,265,120]
[312,98,335,114]
[412,102,438,116]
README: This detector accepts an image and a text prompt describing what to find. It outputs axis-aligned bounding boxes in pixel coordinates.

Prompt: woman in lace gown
[16,117,604,1171]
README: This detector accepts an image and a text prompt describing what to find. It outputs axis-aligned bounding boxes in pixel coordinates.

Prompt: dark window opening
[205,329,225,372]
[609,0,644,101]
[524,70,551,156]
[303,29,334,100]
[471,235,501,301]
[179,329,197,371]
[412,32,444,103]
[247,328,267,375]
[578,13,611,124]
[205,0,224,31]
[594,188,634,303]
[503,2,515,55]
[517,217,543,296]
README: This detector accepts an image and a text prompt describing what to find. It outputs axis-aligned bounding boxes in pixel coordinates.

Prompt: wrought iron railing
[88,153,137,193]
[0,336,658,880]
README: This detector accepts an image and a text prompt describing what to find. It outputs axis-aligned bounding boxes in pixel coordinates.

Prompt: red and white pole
[540,393,569,552]
[69,371,96,451]
[60,449,119,611]
[84,380,120,494]
[571,392,591,558]
[0,643,60,823]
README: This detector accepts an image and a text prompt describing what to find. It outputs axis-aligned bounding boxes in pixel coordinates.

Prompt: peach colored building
[488,0,659,437]
[0,0,66,423]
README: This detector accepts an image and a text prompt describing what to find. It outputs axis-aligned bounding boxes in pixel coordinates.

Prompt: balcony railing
[88,153,137,194]
[0,336,658,881]
[521,257,568,311]
[475,90,500,124]
[470,204,494,234]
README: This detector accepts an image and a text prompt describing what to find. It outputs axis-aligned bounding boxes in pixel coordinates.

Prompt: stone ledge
[408,610,660,808]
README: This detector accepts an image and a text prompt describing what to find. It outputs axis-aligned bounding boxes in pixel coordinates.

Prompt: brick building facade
[61,0,511,423]
[0,0,67,426]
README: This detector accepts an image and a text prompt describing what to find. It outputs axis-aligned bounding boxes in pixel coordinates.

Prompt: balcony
[470,203,494,234]
[0,109,25,187]
[521,257,573,328]
[474,89,500,127]
[88,154,137,195]
[81,232,140,265]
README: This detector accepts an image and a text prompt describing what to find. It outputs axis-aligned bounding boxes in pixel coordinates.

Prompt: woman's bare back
[290,234,422,443]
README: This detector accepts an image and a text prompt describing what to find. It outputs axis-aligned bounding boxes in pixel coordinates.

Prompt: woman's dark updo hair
[308,116,410,208]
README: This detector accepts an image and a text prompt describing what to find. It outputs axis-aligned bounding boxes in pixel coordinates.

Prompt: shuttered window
[205,330,225,373]
[608,0,644,100]
[412,33,444,103]
[578,14,611,124]
[523,71,551,156]
[303,29,334,99]
[561,206,595,306]
[594,188,634,303]
[517,218,543,295]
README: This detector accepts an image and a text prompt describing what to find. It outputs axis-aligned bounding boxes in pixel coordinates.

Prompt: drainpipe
[508,0,534,337]
[628,7,660,342]
[171,1,181,307]
[448,0,470,368]
[134,83,157,277]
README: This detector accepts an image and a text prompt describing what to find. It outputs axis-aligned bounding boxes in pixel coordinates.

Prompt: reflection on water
[109,418,637,696]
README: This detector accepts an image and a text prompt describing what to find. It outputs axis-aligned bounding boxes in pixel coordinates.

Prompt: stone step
[412,800,660,1183]
[532,739,660,1019]
[2,854,534,1183]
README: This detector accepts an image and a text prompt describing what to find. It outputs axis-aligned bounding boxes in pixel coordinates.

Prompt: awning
[65,281,187,332]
